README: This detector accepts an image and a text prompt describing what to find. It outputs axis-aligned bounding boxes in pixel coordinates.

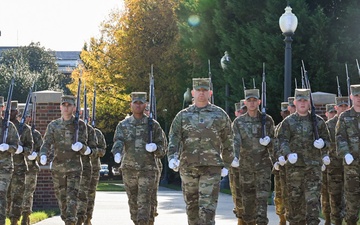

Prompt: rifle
[294,78,298,89]
[19,84,34,135]
[253,78,256,89]
[148,65,156,143]
[261,63,267,138]
[83,81,88,124]
[345,63,352,106]
[74,78,81,143]
[31,95,37,133]
[301,60,319,140]
[208,59,214,103]
[301,67,306,89]
[336,76,342,97]
[91,84,96,127]
[2,78,15,143]
[242,78,246,91]
[356,59,360,79]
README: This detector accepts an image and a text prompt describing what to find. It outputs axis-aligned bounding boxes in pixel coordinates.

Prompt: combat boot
[76,217,84,225]
[10,218,19,225]
[334,219,342,225]
[83,217,92,225]
[237,218,245,225]
[21,213,30,225]
[279,214,286,225]
[324,214,331,225]
[148,221,154,225]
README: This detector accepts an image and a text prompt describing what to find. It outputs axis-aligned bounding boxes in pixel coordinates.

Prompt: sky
[0,0,124,51]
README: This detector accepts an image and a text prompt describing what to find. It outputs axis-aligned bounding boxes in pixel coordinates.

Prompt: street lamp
[221,51,230,113]
[279,5,298,101]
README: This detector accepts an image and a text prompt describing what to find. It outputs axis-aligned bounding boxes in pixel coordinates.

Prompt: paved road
[34,186,325,225]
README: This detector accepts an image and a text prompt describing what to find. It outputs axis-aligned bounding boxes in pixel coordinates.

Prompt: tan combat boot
[237,218,244,225]
[83,217,92,225]
[10,218,19,225]
[279,214,286,225]
[21,213,30,225]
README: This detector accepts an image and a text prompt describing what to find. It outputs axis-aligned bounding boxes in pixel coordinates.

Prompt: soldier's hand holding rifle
[259,136,271,146]
[40,154,47,165]
[168,156,180,171]
[114,153,121,164]
[345,153,354,165]
[71,142,83,152]
[28,151,37,160]
[145,143,157,153]
[278,156,286,166]
[0,143,9,152]
[15,145,23,154]
[287,153,298,164]
[231,157,239,167]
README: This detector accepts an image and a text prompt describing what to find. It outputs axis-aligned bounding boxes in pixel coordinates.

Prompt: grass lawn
[97,180,126,191]
[5,209,59,225]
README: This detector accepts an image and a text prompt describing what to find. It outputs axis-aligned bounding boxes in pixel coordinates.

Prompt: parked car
[100,164,109,177]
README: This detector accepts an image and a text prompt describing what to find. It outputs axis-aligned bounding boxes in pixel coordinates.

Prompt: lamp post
[279,5,298,101]
[221,51,230,114]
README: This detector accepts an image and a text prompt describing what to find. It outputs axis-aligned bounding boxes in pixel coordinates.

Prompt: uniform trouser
[22,170,38,214]
[150,161,162,222]
[285,164,321,225]
[7,169,26,220]
[327,165,344,222]
[77,166,92,221]
[321,169,330,217]
[343,164,360,224]
[274,167,286,216]
[241,167,271,225]
[229,167,243,218]
[122,169,157,224]
[51,170,82,223]
[0,172,12,225]
[86,167,100,220]
[180,166,221,225]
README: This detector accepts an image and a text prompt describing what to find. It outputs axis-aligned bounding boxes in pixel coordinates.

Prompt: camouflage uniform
[7,102,33,224]
[168,78,234,225]
[335,85,360,225]
[21,128,42,224]
[0,101,20,225]
[277,89,330,225]
[85,127,106,224]
[232,89,275,225]
[112,92,165,225]
[40,95,88,225]
[77,123,97,224]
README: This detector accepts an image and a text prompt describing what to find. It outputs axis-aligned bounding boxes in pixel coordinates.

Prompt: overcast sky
[0,0,124,51]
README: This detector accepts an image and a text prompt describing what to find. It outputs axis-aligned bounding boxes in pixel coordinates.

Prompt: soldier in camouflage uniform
[287,97,296,114]
[112,92,165,225]
[232,88,275,225]
[324,98,348,225]
[76,108,98,225]
[21,108,43,225]
[273,102,289,225]
[277,89,330,225]
[7,101,33,225]
[40,95,90,225]
[335,84,360,225]
[321,103,337,225]
[0,96,20,225]
[85,119,106,225]
[167,78,238,225]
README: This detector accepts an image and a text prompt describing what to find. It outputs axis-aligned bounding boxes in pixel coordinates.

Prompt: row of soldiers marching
[228,62,360,225]
[0,78,107,225]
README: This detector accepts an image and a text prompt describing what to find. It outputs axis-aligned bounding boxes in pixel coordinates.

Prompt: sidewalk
[34,186,325,225]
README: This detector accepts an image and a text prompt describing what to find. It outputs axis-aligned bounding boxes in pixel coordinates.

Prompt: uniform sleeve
[40,122,55,156]
[266,116,275,164]
[33,130,43,153]
[167,112,182,161]
[95,128,107,157]
[20,124,33,156]
[87,125,98,155]
[111,122,125,156]
[78,120,88,155]
[220,114,234,167]
[318,117,331,158]
[6,122,20,154]
[232,119,241,159]
[152,121,166,158]
[335,114,349,158]
[278,119,291,157]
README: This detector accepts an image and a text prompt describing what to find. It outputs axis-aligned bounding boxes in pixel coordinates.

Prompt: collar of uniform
[62,115,75,124]
[128,114,147,125]
[191,104,212,112]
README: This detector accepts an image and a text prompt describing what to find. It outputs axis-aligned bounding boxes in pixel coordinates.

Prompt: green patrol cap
[11,101,18,110]
[294,89,310,101]
[244,89,260,100]
[326,104,336,113]
[235,102,241,111]
[0,96,4,107]
[288,97,295,107]
[335,97,349,106]
[350,84,360,96]
[281,102,289,111]
[131,92,147,103]
[240,99,246,109]
[61,95,76,105]
[192,78,210,90]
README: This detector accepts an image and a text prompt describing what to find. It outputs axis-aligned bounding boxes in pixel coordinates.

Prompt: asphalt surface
[33,186,325,225]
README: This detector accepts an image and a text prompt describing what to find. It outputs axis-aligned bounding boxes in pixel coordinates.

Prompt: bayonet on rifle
[261,63,267,138]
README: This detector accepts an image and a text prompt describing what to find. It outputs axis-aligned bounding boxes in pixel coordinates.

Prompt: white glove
[221,168,228,177]
[84,146,91,155]
[15,145,23,154]
[40,155,47,165]
[168,158,180,170]
[288,153,298,164]
[27,152,38,160]
[322,156,330,165]
[71,142,83,152]
[345,153,354,165]
[259,136,271,146]
[231,157,239,167]
[278,156,286,166]
[114,153,121,163]
[0,143,10,152]
[274,162,280,171]
[321,164,326,172]
[314,138,325,149]
[145,143,157,153]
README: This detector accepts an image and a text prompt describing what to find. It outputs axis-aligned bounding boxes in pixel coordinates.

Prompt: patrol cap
[335,97,349,106]
[192,78,210,90]
[350,84,360,96]
[326,104,336,113]
[281,102,289,111]
[240,99,246,109]
[11,101,18,110]
[288,97,295,107]
[234,102,241,112]
[131,92,147,103]
[244,89,260,100]
[61,95,76,105]
[294,89,310,101]
[0,96,4,107]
